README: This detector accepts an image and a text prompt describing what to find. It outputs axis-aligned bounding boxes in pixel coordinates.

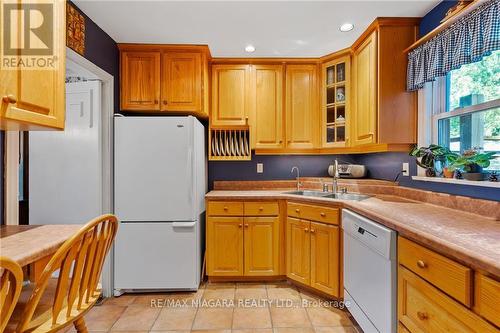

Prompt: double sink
[285,190,371,201]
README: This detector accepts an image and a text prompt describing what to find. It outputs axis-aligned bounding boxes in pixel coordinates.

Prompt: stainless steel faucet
[332,159,340,194]
[291,166,301,191]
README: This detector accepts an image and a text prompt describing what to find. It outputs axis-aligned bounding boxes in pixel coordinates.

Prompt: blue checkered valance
[407,0,500,91]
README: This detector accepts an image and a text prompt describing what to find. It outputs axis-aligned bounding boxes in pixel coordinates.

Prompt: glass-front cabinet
[321,54,350,147]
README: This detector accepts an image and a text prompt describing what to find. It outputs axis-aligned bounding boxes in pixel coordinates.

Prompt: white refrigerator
[113,116,206,293]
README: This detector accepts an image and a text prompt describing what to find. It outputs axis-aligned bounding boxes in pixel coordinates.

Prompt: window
[434,50,500,171]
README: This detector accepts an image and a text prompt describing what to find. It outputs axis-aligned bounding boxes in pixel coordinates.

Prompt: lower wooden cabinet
[286,203,341,298]
[207,217,244,276]
[286,217,311,285]
[244,217,279,276]
[206,201,281,277]
[398,237,499,332]
[310,222,340,296]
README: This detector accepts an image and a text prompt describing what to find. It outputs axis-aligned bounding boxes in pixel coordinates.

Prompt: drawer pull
[223,206,228,211]
[295,209,300,213]
[417,311,429,321]
[259,207,264,211]
[320,212,326,217]
[417,260,427,269]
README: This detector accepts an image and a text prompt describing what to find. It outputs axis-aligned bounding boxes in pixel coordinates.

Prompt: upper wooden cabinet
[211,64,251,126]
[250,65,284,149]
[285,64,319,149]
[121,51,161,111]
[119,44,210,117]
[161,52,202,111]
[1,0,66,130]
[352,32,377,146]
[351,19,419,146]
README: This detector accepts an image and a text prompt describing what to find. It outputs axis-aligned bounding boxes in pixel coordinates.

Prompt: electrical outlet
[402,162,409,176]
[257,163,264,174]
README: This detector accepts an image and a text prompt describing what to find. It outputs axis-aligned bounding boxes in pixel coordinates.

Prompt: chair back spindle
[0,257,23,333]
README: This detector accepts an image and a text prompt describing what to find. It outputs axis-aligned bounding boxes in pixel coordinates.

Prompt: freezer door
[114,221,200,290]
[115,117,195,221]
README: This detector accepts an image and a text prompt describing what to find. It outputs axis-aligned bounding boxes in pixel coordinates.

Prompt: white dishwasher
[342,209,397,333]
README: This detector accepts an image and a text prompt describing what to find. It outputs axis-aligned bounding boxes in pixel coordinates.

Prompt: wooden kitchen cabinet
[161,52,202,111]
[285,64,319,149]
[0,0,66,130]
[206,200,281,277]
[119,44,210,116]
[207,216,244,276]
[352,31,377,146]
[351,18,419,147]
[121,51,161,111]
[286,202,341,297]
[310,222,340,296]
[211,64,251,126]
[286,217,311,285]
[244,217,280,276]
[251,65,284,149]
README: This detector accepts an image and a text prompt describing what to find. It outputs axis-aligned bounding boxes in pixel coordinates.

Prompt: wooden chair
[0,257,24,333]
[9,214,118,333]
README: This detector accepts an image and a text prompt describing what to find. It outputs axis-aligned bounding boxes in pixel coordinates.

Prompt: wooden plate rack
[209,126,251,160]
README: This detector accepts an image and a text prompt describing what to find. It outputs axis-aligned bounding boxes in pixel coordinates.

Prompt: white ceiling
[74,0,439,57]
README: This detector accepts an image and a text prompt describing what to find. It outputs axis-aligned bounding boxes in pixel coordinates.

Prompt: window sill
[412,176,500,188]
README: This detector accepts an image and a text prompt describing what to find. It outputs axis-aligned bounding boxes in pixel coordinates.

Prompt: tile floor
[66,281,360,333]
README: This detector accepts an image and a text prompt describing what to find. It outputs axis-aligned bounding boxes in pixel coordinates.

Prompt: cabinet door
[121,51,160,111]
[251,65,284,149]
[161,52,202,112]
[286,217,310,285]
[310,222,340,297]
[285,64,318,149]
[0,0,66,130]
[207,217,244,276]
[352,31,377,146]
[244,217,279,276]
[211,64,251,126]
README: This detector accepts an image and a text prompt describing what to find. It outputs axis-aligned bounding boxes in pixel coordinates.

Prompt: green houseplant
[448,149,496,179]
[409,144,454,177]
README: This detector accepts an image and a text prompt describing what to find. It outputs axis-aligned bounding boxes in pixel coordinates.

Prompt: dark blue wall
[208,0,500,202]
[419,0,458,36]
[70,1,119,112]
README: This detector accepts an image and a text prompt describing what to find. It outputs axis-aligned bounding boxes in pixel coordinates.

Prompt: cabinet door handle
[244,224,249,228]
[320,212,326,217]
[417,260,427,269]
[2,94,17,104]
[154,99,159,104]
[417,311,428,320]
[310,229,316,233]
[295,209,300,213]
[304,228,309,232]
[238,224,242,228]
[163,100,168,105]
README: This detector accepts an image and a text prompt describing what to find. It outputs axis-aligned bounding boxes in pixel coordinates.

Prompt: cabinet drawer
[244,202,279,216]
[398,237,472,306]
[475,273,500,327]
[207,201,244,216]
[398,266,496,333]
[287,202,339,225]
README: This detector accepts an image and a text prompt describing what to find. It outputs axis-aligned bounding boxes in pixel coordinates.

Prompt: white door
[29,81,102,225]
[114,117,194,221]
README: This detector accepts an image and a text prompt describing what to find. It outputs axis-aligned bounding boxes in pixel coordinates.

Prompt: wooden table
[0,225,82,280]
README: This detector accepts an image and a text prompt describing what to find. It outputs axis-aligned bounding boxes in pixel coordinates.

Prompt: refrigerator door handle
[188,146,194,208]
[172,221,196,228]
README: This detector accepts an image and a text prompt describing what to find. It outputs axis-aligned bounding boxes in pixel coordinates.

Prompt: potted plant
[449,149,496,181]
[409,144,451,177]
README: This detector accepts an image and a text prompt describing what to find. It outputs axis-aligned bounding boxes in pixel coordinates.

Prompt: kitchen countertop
[206,190,500,278]
[0,224,82,267]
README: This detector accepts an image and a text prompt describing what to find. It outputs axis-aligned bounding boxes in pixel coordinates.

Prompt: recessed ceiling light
[245,45,256,53]
[340,23,354,32]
